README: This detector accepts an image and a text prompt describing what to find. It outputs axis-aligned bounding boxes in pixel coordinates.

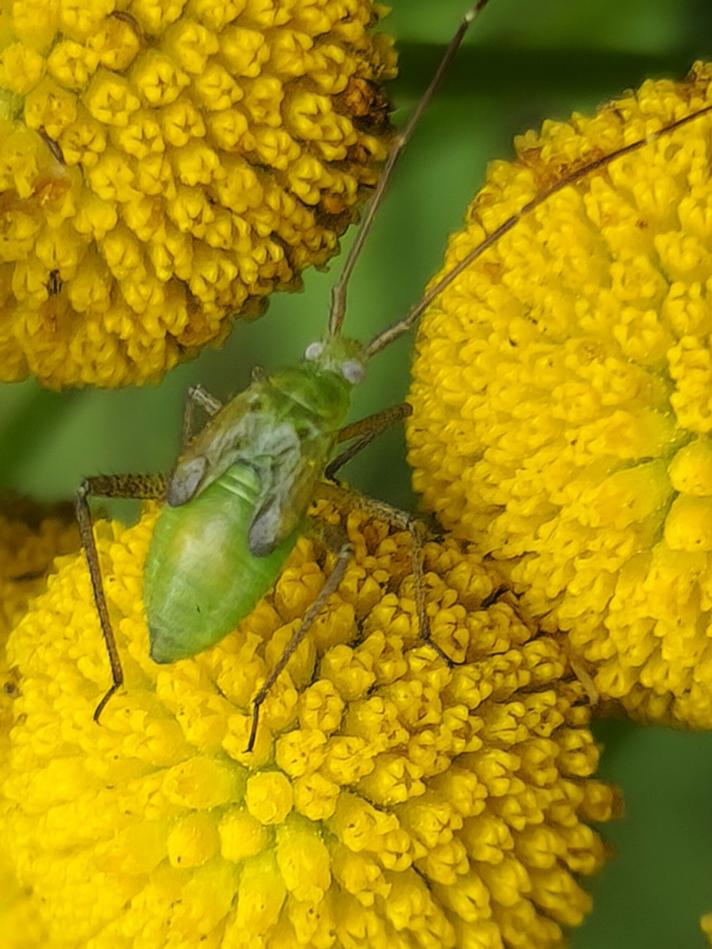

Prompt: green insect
[76,0,712,751]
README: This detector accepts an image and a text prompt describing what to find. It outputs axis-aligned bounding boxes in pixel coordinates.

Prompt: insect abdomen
[144,464,298,663]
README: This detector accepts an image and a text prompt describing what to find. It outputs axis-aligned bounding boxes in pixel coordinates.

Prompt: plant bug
[76,0,497,748]
[75,1,712,752]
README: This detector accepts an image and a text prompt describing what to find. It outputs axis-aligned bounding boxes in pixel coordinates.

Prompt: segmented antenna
[365,100,712,357]
[327,0,494,339]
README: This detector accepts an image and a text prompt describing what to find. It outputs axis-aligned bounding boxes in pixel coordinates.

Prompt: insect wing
[247,429,332,556]
[168,386,264,506]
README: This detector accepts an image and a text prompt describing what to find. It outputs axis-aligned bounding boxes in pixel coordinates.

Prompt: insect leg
[247,541,352,753]
[316,482,461,666]
[75,473,166,721]
[362,498,456,664]
[326,403,412,479]
[181,384,223,446]
[404,515,455,664]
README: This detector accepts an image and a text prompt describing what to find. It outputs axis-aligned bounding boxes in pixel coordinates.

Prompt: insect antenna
[365,100,712,357]
[327,0,495,340]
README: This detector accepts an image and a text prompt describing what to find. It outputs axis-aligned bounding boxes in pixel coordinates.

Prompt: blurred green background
[2,0,712,945]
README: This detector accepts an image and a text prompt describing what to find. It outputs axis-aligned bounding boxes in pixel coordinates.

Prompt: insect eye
[341,359,365,384]
[304,341,324,361]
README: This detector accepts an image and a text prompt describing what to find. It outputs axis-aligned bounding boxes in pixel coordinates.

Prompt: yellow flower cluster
[408,62,712,728]
[0,0,395,388]
[2,499,617,947]
[0,496,79,949]
[0,494,78,636]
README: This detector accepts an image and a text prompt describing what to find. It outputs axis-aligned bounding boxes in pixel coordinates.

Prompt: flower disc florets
[0,493,79,640]
[2,497,617,947]
[408,62,712,727]
[0,496,79,948]
[0,0,395,387]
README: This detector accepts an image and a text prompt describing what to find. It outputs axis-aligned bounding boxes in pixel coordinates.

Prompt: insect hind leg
[247,541,352,753]
[315,481,465,667]
[75,473,166,721]
[366,497,462,666]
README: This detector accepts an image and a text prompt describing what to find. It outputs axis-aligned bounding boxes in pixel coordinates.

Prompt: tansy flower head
[0,493,79,751]
[408,62,712,728]
[2,498,617,947]
[0,495,79,948]
[0,0,395,388]
[0,493,79,638]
